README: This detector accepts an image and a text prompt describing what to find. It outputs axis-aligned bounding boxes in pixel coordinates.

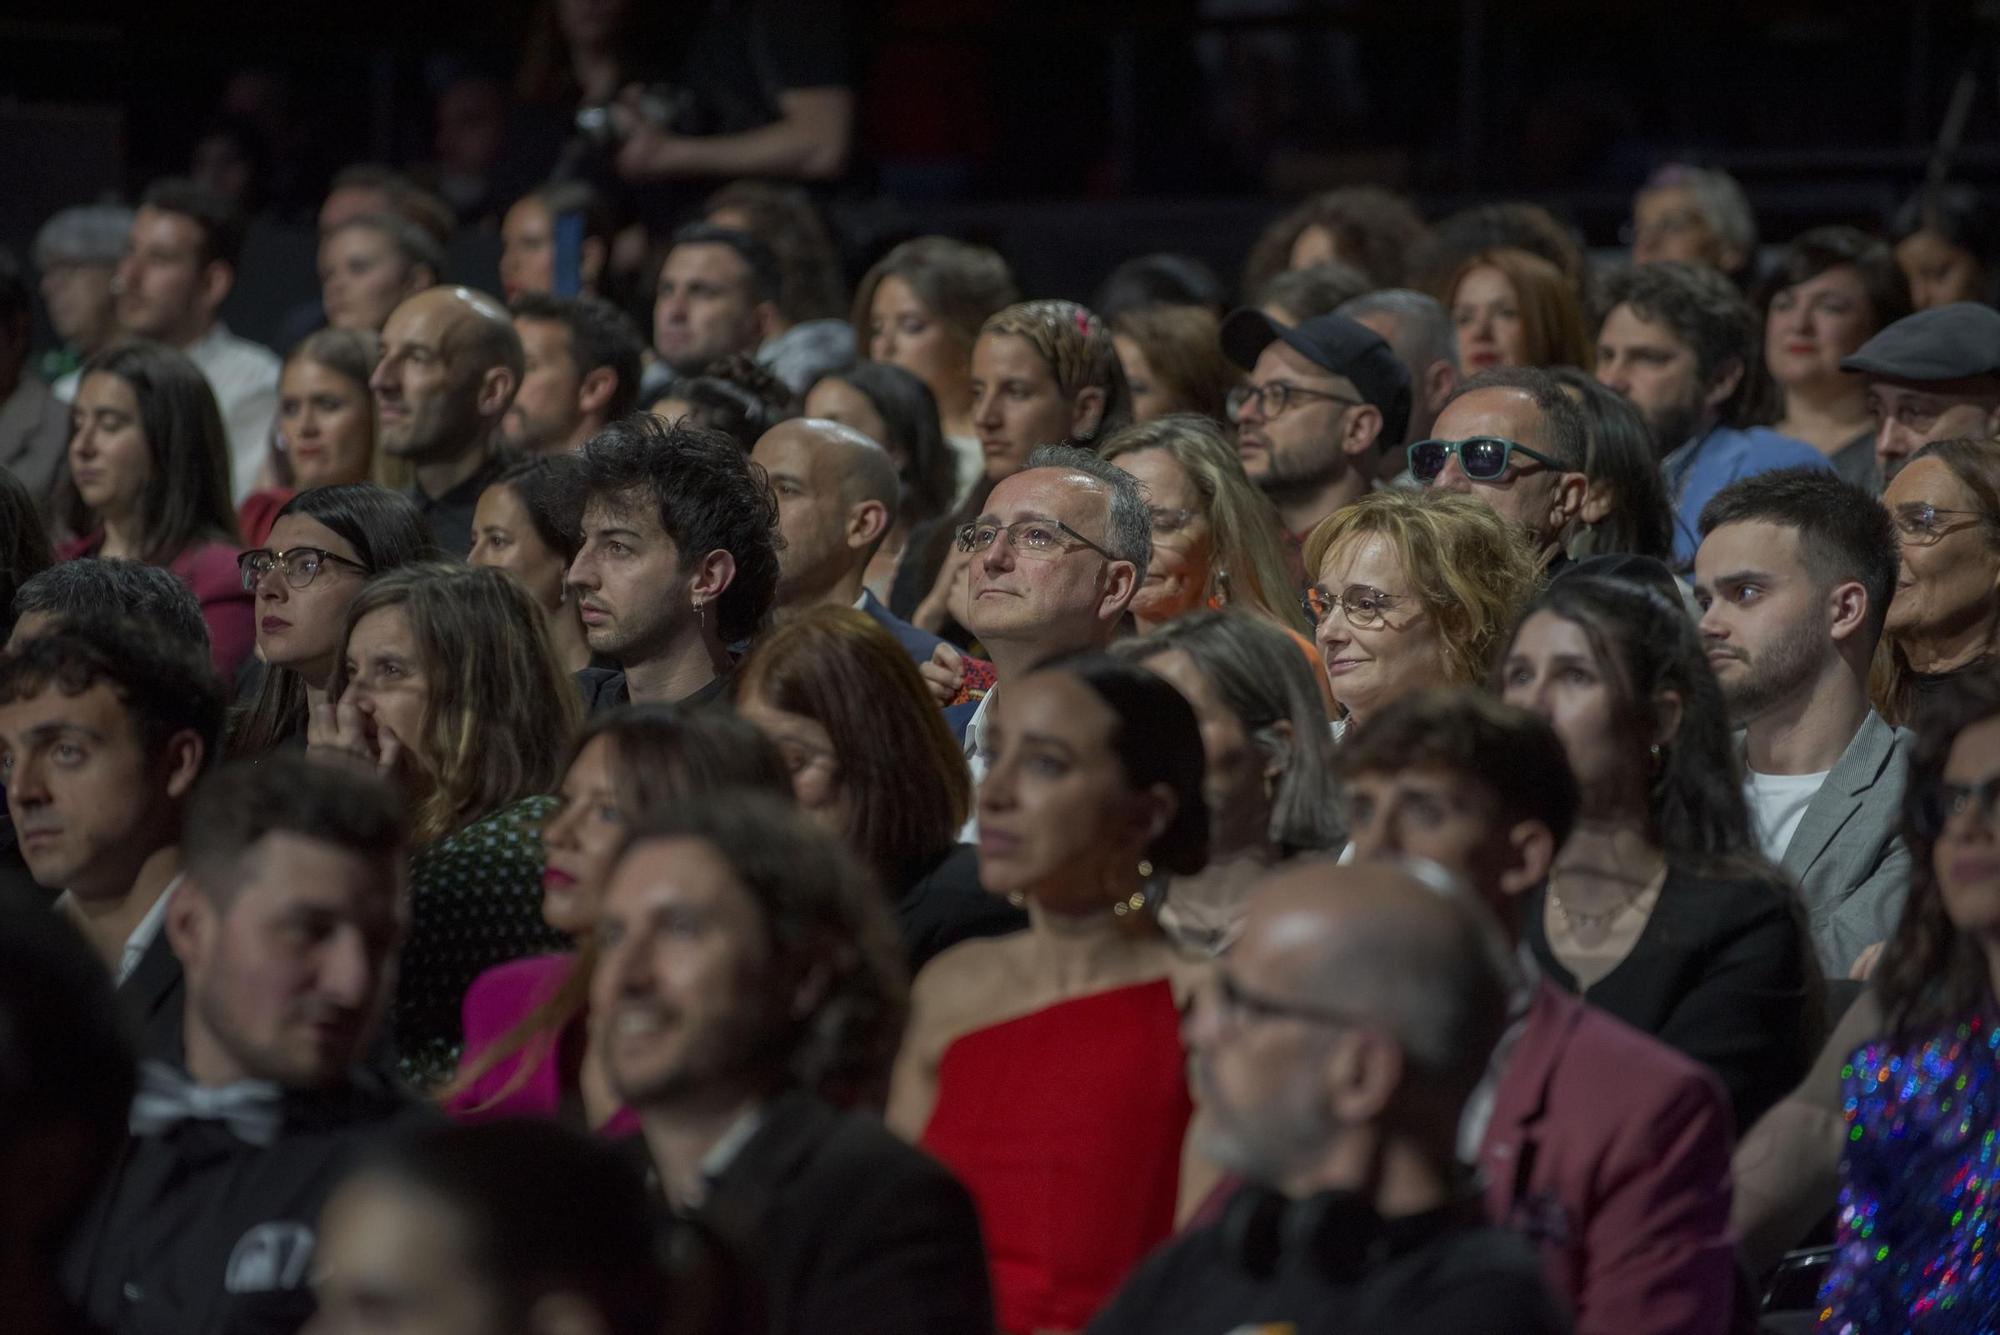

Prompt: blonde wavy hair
[330,563,580,843]
[1302,489,1540,685]
[1100,414,1310,635]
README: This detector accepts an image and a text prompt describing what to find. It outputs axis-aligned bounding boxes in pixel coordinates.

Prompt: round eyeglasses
[237,546,372,592]
[1225,382,1362,423]
[1300,583,1406,630]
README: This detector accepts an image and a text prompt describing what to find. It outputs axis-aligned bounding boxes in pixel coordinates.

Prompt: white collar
[56,873,185,987]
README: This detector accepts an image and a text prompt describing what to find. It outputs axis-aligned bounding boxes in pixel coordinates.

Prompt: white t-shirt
[1744,768,1831,862]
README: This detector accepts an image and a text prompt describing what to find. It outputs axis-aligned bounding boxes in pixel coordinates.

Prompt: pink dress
[446,953,639,1137]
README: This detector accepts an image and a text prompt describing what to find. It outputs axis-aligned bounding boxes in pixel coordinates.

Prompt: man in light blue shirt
[1595,261,1831,567]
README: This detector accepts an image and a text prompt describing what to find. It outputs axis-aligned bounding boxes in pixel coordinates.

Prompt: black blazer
[1527,866,1817,1132]
[677,1088,993,1335]
[896,844,1027,975]
[120,928,185,1062]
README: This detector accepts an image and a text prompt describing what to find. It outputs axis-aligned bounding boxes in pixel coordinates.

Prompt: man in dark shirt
[569,413,779,711]
[371,286,522,558]
[0,616,225,1055]
[62,754,422,1335]
[594,791,993,1335]
[1091,861,1569,1335]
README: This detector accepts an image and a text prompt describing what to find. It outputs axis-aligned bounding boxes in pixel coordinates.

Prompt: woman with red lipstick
[444,704,793,1131]
[1497,573,1817,1132]
[54,339,252,680]
[888,653,1209,1335]
[1736,675,2000,1326]
[236,329,392,548]
[1445,247,1593,374]
[1759,227,1910,491]
[228,482,438,759]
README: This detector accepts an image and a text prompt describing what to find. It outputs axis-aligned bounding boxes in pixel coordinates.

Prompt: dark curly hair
[1242,186,1430,296]
[617,789,910,1111]
[577,413,781,644]
[1597,261,1766,429]
[0,614,225,773]
[651,353,794,452]
[1878,672,2000,1036]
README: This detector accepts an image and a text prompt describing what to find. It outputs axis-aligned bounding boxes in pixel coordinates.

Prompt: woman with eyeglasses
[1122,611,1344,953]
[1734,673,2000,1327]
[1877,438,2000,727]
[889,653,1208,1335]
[55,339,252,679]
[1101,415,1335,713]
[311,562,581,1089]
[444,704,794,1131]
[228,483,440,759]
[1498,572,1819,1133]
[1301,488,1537,734]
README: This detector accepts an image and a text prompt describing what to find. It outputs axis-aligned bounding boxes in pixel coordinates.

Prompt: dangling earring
[1006,891,1026,908]
[693,596,707,634]
[1649,743,1663,770]
[1113,860,1156,917]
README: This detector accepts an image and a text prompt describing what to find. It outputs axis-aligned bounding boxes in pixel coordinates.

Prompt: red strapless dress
[919,978,1192,1334]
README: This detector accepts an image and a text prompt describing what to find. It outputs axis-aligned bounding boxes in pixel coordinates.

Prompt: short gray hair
[1337,289,1459,373]
[1642,164,1758,261]
[1023,444,1152,572]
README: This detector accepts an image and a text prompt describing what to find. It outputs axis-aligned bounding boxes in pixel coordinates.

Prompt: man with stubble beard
[1218,309,1411,589]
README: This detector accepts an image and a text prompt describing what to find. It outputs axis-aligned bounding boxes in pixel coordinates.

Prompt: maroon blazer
[1480,980,1740,1335]
[57,533,253,683]
[445,953,638,1137]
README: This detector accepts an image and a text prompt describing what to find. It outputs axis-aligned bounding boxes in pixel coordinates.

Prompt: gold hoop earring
[1112,891,1149,917]
[1006,891,1026,908]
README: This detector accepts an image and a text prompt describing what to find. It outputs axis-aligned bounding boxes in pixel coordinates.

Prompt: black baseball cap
[1840,302,2000,384]
[1221,308,1413,444]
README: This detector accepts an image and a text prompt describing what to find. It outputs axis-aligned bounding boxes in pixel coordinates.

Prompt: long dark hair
[442,704,793,1115]
[815,361,956,529]
[228,484,441,759]
[1505,575,1777,882]
[59,340,237,564]
[1878,673,2000,1035]
[1547,367,1676,562]
[0,469,52,642]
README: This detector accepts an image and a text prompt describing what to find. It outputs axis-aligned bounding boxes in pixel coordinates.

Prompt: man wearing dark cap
[1844,301,2000,484]
[1220,310,1412,586]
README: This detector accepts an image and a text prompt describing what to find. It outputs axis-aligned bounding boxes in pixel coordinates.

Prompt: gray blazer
[1780,710,1913,976]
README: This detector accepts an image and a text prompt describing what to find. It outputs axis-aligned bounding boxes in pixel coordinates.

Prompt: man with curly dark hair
[568,412,781,711]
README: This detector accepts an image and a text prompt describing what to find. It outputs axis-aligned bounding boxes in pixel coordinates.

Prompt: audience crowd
[8,73,2000,1335]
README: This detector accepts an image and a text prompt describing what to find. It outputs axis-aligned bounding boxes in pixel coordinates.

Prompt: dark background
[7,0,2000,343]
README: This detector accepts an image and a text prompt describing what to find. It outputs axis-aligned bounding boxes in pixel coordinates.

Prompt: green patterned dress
[392,794,569,1090]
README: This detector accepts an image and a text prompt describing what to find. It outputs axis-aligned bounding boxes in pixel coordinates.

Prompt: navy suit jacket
[859,590,947,666]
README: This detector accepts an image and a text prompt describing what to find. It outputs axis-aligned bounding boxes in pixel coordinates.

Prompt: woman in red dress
[889,653,1211,1335]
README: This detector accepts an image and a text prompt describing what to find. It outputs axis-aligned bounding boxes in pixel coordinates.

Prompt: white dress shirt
[55,874,185,987]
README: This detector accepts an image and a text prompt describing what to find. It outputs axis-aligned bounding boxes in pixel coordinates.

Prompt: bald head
[372,286,525,472]
[1244,858,1514,1100]
[752,418,902,610]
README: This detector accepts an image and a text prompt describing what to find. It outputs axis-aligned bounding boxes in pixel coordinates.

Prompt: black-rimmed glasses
[1225,382,1362,422]
[237,546,371,592]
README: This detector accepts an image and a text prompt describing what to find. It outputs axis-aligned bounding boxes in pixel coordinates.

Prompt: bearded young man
[1692,468,1912,975]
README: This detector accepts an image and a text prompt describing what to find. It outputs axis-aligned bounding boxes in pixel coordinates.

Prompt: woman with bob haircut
[312,561,582,1088]
[1446,246,1594,374]
[1301,487,1539,732]
[56,338,251,677]
[736,605,1026,972]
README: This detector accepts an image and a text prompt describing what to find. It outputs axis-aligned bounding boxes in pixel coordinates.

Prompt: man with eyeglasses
[1334,689,1740,1335]
[1694,470,1912,977]
[1217,309,1411,586]
[1595,261,1831,568]
[943,446,1147,821]
[1841,301,2000,484]
[1092,860,1567,1335]
[1410,367,1590,576]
